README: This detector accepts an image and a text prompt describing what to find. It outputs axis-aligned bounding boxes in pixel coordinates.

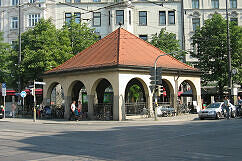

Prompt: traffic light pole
[33,80,36,122]
[152,51,184,120]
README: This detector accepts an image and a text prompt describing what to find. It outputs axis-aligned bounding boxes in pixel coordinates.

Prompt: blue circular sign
[20,91,27,98]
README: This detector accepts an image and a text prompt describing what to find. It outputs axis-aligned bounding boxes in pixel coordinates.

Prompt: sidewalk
[0,114,199,124]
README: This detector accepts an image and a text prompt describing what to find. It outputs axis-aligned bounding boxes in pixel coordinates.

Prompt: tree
[62,18,99,55]
[0,32,13,84]
[191,13,242,95]
[128,85,142,103]
[20,19,73,86]
[150,28,185,61]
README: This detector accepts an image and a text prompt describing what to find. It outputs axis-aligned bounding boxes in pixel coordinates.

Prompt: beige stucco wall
[43,68,201,121]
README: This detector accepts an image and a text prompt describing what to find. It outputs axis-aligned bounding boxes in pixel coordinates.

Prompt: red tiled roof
[46,28,197,74]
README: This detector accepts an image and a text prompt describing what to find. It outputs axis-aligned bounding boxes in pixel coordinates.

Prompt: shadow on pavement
[17,119,242,161]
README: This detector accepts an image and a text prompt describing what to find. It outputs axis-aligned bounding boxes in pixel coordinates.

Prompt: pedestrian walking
[223,96,230,119]
[11,103,16,118]
[69,100,76,121]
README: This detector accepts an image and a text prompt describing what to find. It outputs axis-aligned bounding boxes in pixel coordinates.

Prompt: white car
[198,102,236,120]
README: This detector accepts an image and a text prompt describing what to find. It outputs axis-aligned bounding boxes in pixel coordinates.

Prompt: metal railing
[94,103,113,120]
[125,102,149,116]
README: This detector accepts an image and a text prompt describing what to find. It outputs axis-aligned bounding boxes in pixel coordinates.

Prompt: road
[0,117,242,161]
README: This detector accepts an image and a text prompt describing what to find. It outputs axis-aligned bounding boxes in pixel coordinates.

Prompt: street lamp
[225,0,232,99]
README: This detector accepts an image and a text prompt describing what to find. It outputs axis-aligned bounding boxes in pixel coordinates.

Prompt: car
[198,102,236,120]
[0,106,4,119]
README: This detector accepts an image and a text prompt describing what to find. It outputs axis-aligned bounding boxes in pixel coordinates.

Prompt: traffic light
[149,67,162,86]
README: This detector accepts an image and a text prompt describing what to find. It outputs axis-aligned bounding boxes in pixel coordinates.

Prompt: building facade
[0,0,241,63]
[183,0,242,62]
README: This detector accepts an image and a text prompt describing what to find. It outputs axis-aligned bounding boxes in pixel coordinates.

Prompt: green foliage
[128,85,142,102]
[62,18,99,55]
[20,19,73,86]
[11,18,98,88]
[150,28,185,61]
[0,32,14,85]
[191,13,242,92]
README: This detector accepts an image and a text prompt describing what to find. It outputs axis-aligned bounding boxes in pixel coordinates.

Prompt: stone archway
[158,79,174,106]
[67,80,88,114]
[124,78,149,116]
[178,80,198,113]
[46,82,65,118]
[91,78,114,120]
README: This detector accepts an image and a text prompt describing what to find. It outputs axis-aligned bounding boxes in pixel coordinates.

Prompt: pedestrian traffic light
[149,67,162,86]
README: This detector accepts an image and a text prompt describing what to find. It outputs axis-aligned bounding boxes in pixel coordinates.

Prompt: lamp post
[225,0,232,99]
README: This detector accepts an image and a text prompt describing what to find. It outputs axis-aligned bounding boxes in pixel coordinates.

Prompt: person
[11,103,16,118]
[69,100,76,121]
[238,96,242,106]
[223,96,230,119]
[236,96,242,117]
[78,101,82,115]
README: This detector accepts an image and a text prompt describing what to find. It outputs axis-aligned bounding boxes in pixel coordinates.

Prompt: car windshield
[207,103,221,108]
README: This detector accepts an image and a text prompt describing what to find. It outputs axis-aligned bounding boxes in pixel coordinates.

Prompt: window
[108,11,111,26]
[139,11,147,26]
[11,17,18,29]
[93,12,101,26]
[12,0,19,5]
[129,10,131,25]
[159,11,166,25]
[65,13,72,24]
[65,0,71,3]
[168,11,175,24]
[139,35,148,41]
[192,18,200,31]
[230,18,238,25]
[230,0,237,8]
[116,10,124,25]
[74,12,81,24]
[29,0,36,3]
[28,14,40,27]
[192,0,199,9]
[93,0,101,2]
[11,41,17,49]
[211,0,219,8]
[74,0,80,2]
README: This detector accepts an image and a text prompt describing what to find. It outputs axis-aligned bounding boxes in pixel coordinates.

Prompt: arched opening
[178,80,197,113]
[93,79,113,120]
[124,78,148,116]
[70,81,88,114]
[156,79,174,107]
[46,82,65,119]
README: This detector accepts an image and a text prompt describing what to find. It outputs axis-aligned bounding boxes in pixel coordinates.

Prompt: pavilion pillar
[114,95,122,121]
[88,95,94,119]
[64,96,72,119]
[148,94,154,117]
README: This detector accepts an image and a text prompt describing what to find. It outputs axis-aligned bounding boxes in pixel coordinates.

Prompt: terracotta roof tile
[46,28,197,74]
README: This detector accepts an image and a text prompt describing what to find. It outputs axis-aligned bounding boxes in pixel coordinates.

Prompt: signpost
[2,83,6,118]
[20,91,27,115]
[32,81,45,122]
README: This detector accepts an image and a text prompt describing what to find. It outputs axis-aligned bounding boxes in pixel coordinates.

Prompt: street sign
[2,83,6,96]
[20,91,27,98]
[34,81,46,85]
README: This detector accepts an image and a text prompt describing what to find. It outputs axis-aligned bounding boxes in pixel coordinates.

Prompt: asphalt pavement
[0,115,242,161]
